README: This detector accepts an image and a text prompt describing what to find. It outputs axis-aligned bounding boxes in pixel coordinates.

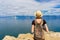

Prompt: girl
[31,11,49,40]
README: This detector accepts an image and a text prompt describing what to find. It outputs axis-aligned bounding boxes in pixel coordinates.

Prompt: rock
[16,33,34,40]
[2,35,16,40]
[2,32,60,40]
[44,31,60,40]
[3,33,34,40]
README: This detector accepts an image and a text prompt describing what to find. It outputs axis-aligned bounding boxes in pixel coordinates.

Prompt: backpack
[34,19,45,39]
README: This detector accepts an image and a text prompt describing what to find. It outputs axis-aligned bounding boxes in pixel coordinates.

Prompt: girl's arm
[44,24,49,32]
[31,25,34,33]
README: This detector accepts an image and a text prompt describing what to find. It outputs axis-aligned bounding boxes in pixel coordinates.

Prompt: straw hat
[34,11,43,17]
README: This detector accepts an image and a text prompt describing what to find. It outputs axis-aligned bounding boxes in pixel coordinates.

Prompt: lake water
[0,15,60,40]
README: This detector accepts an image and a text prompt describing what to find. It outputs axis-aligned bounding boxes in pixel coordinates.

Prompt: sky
[0,0,60,16]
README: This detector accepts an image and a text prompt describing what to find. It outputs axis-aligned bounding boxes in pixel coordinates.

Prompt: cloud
[54,4,60,8]
[35,0,52,2]
[0,0,60,16]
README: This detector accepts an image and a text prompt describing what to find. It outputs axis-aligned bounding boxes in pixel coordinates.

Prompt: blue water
[0,15,60,40]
